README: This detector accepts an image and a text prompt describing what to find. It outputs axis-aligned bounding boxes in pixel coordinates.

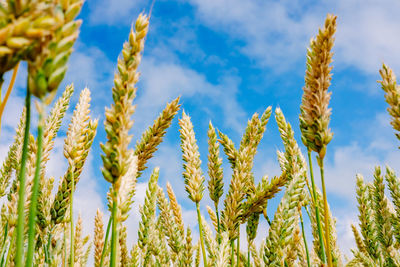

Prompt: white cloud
[134,57,246,135]
[188,0,400,75]
[87,0,147,26]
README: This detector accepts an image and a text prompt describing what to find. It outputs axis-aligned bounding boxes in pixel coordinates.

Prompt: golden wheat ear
[379,64,400,143]
[299,14,336,161]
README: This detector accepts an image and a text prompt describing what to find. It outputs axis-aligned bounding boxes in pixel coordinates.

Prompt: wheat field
[0,0,399,266]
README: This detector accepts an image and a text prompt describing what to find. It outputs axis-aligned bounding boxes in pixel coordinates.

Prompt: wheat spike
[221,147,250,240]
[51,88,98,225]
[135,97,181,177]
[373,166,395,265]
[129,244,140,267]
[207,121,224,207]
[114,153,137,223]
[181,227,193,266]
[355,174,380,260]
[386,166,400,245]
[74,214,83,265]
[200,215,217,263]
[264,171,306,266]
[156,185,183,258]
[101,13,149,186]
[119,225,129,266]
[166,182,185,235]
[138,167,159,255]
[179,110,205,203]
[40,84,74,176]
[206,205,218,232]
[0,1,62,75]
[299,14,336,161]
[0,108,25,197]
[379,64,400,142]
[27,0,83,98]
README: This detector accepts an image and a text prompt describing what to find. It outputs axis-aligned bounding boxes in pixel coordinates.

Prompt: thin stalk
[99,216,112,267]
[0,62,19,133]
[16,88,31,267]
[230,239,234,266]
[196,202,207,267]
[307,150,326,263]
[215,203,220,244]
[0,74,3,98]
[63,226,67,267]
[70,166,75,267]
[247,245,250,267]
[110,189,118,267]
[0,223,8,267]
[0,222,8,263]
[300,209,311,267]
[5,229,16,267]
[319,159,332,267]
[44,232,52,264]
[26,104,45,267]
[236,232,239,267]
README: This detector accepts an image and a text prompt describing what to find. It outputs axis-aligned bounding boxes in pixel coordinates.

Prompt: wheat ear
[100,13,149,267]
[178,110,207,266]
[134,97,181,177]
[207,122,223,236]
[379,64,400,143]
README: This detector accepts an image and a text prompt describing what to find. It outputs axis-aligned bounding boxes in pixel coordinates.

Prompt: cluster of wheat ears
[0,1,399,267]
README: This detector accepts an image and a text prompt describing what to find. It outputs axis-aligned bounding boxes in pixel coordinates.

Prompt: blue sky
[1,0,400,259]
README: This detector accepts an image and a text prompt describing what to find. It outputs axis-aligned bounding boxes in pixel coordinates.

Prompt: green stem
[307,150,326,263]
[63,226,67,267]
[0,222,8,265]
[300,209,311,267]
[319,159,332,267]
[110,188,118,267]
[16,88,31,267]
[230,239,234,266]
[44,232,52,264]
[26,105,44,267]
[99,216,112,267]
[215,203,220,244]
[196,202,207,267]
[70,166,75,267]
[247,244,250,267]
[5,229,16,267]
[236,231,239,267]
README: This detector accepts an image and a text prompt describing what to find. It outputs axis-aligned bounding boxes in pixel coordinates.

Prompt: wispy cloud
[188,0,400,75]
[87,0,147,26]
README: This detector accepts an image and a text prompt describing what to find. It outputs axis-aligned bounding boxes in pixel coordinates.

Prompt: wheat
[0,108,25,197]
[156,185,183,259]
[135,97,181,177]
[385,166,400,245]
[166,182,185,235]
[299,14,336,160]
[138,167,159,259]
[373,166,395,265]
[51,88,98,225]
[181,227,194,266]
[99,14,149,265]
[379,64,400,142]
[207,122,224,218]
[27,0,83,99]
[94,209,104,267]
[179,110,205,203]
